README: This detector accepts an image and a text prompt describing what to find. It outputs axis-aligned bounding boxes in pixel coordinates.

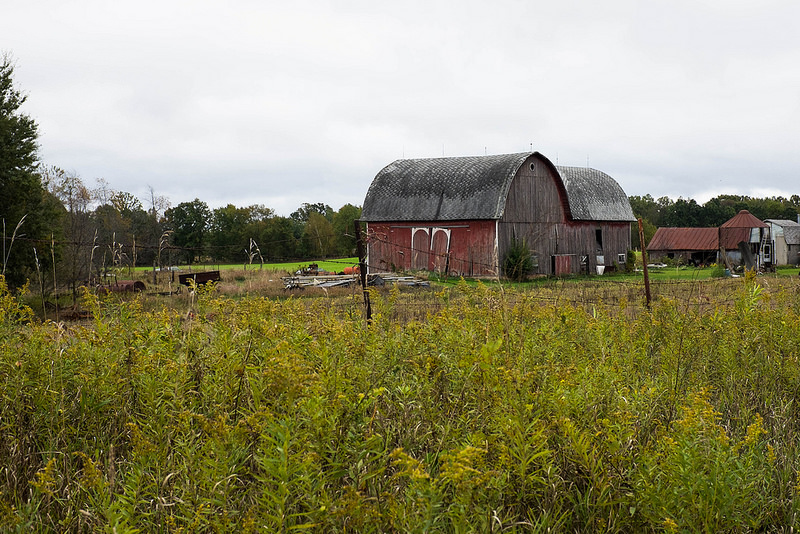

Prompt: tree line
[7,164,361,292]
[630,194,800,249]
[1,54,361,293]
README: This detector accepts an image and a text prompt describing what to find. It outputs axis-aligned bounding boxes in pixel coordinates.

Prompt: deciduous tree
[332,203,361,256]
[165,199,211,264]
[303,212,335,258]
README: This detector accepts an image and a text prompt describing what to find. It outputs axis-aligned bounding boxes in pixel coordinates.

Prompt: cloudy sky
[5,0,800,215]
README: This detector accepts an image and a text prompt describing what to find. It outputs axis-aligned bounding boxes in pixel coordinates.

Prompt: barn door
[412,228,430,270]
[429,228,451,273]
[553,254,571,276]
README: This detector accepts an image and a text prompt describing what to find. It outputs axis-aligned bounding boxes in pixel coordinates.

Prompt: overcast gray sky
[5,0,800,215]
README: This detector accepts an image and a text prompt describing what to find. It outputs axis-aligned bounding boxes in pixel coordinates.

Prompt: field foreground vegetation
[2,273,800,532]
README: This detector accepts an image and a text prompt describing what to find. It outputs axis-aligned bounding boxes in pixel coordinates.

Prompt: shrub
[503,239,533,281]
[626,250,637,272]
[710,263,726,278]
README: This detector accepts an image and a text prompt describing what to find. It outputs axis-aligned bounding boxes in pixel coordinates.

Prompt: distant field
[128,259,797,287]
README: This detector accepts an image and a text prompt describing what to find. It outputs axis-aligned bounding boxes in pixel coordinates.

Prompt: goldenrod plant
[1,274,800,531]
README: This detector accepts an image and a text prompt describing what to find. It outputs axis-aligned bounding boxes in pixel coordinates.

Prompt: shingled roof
[556,166,636,222]
[361,152,635,222]
[361,153,526,222]
[786,227,800,246]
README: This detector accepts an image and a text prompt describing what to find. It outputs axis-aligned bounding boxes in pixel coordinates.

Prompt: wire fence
[10,222,800,325]
[273,269,800,327]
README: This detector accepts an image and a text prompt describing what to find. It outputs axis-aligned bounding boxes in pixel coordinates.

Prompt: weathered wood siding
[499,220,631,275]
[366,220,497,276]
[498,154,631,275]
[501,154,569,226]
[498,154,567,275]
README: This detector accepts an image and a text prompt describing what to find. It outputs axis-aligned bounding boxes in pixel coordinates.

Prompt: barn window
[595,228,603,253]
[529,163,535,171]
[618,253,626,264]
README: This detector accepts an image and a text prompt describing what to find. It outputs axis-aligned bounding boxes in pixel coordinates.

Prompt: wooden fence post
[638,218,651,308]
[354,220,372,324]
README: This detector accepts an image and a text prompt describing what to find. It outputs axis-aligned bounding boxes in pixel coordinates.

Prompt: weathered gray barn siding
[497,156,633,274]
[501,155,569,226]
[498,220,631,274]
[497,154,566,274]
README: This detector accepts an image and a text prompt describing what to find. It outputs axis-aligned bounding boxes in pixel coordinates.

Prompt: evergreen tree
[0,55,49,287]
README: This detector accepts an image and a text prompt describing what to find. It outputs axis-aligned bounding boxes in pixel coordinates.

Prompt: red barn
[361,152,635,277]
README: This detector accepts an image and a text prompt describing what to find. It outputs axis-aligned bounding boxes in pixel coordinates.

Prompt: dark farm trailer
[178,271,221,287]
[361,152,635,277]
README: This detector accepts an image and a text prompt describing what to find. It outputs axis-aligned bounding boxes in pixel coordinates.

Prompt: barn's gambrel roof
[362,153,526,221]
[361,152,635,223]
[556,166,636,222]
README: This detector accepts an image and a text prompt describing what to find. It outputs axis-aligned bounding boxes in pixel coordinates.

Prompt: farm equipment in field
[178,271,221,287]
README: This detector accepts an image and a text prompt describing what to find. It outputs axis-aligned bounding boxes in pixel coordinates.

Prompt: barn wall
[366,220,498,276]
[498,220,631,275]
[502,154,568,226]
[368,219,631,277]
[498,154,568,275]
[498,155,632,275]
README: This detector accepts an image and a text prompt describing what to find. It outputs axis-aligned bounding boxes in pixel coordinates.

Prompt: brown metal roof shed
[647,227,719,252]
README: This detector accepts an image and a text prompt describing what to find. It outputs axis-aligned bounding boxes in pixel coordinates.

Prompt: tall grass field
[2,272,800,532]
